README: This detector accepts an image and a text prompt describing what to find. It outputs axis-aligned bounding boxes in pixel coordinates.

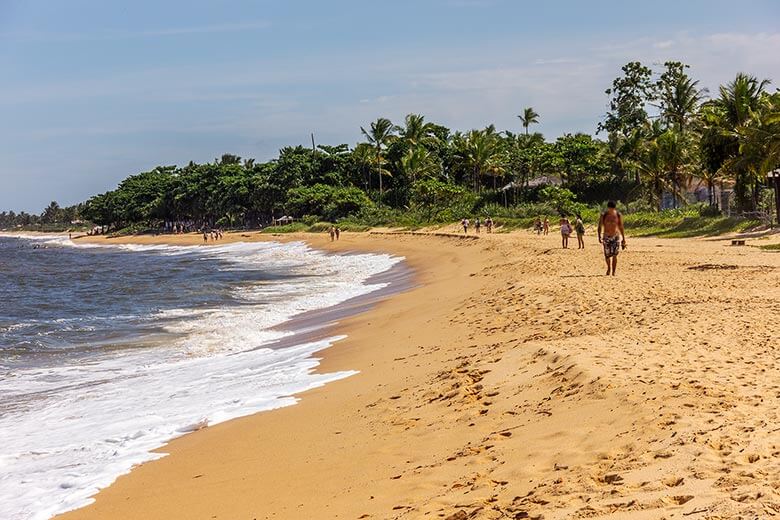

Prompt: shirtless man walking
[597,201,627,276]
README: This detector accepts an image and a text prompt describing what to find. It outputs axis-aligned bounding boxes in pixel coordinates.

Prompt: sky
[1,0,779,212]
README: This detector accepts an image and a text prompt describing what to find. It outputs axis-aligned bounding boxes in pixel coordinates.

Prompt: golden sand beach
[57,229,780,520]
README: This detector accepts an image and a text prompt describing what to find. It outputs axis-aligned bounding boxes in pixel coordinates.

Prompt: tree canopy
[4,60,778,231]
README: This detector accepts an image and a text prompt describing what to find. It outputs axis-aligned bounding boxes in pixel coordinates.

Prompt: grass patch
[260,222,309,233]
[624,210,760,238]
[758,243,780,251]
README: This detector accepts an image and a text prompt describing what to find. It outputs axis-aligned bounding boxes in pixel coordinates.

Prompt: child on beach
[329,226,336,241]
[560,218,572,249]
[485,217,493,233]
[534,217,542,234]
[461,218,469,234]
[543,217,550,235]
[575,216,585,249]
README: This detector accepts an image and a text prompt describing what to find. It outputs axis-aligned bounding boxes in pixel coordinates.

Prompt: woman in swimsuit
[560,218,572,249]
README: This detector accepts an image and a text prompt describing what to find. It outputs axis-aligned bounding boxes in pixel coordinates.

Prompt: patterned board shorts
[603,235,621,258]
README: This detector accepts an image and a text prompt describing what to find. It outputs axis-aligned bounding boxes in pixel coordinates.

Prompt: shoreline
[2,232,414,520]
[49,230,780,519]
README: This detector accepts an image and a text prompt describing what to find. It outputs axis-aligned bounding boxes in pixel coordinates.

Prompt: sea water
[0,235,404,519]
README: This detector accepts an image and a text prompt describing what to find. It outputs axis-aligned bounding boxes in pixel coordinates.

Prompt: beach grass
[623,210,761,238]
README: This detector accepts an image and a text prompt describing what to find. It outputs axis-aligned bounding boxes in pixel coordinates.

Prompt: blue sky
[1,0,779,212]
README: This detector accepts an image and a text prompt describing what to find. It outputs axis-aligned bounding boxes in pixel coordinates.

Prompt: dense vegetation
[4,61,779,233]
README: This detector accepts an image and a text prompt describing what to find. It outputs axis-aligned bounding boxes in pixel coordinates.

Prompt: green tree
[360,117,396,202]
[712,73,772,210]
[398,146,441,184]
[398,114,438,148]
[518,107,540,135]
[40,201,61,224]
[655,61,708,131]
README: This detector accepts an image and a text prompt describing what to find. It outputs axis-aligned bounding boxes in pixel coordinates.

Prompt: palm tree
[352,143,375,191]
[398,146,441,184]
[456,128,504,191]
[635,139,671,210]
[398,114,437,148]
[655,63,708,131]
[714,73,771,128]
[660,77,707,131]
[360,117,396,202]
[41,201,61,224]
[657,128,696,208]
[518,107,540,135]
[712,73,772,210]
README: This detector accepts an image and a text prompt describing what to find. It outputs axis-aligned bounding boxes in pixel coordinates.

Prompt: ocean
[0,234,406,520]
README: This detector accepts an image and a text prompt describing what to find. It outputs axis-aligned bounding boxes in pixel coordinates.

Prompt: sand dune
[58,230,780,520]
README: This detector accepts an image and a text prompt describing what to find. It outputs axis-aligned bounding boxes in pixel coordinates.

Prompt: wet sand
[57,229,780,519]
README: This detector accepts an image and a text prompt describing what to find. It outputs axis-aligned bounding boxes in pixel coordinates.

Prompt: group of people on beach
[460,217,493,234]
[555,216,586,250]
[203,229,223,242]
[533,217,550,235]
[545,201,626,275]
[459,201,626,275]
[329,225,341,241]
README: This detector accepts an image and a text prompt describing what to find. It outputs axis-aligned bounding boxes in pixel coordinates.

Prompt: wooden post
[773,175,780,227]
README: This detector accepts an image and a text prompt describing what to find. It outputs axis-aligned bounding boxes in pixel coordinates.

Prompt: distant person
[534,217,542,234]
[68,232,72,240]
[461,218,469,234]
[560,217,572,249]
[575,216,585,249]
[475,218,481,234]
[598,201,627,276]
[543,217,550,235]
[485,216,493,233]
[203,231,208,242]
[329,225,336,241]
[335,227,340,240]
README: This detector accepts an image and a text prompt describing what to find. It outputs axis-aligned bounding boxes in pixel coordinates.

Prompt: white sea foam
[0,239,403,520]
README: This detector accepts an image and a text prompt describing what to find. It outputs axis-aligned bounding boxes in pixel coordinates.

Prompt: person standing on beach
[461,218,469,234]
[485,216,493,233]
[329,225,336,241]
[534,217,542,234]
[475,218,481,234]
[335,227,340,240]
[575,216,585,249]
[543,217,550,235]
[560,218,572,249]
[598,201,627,276]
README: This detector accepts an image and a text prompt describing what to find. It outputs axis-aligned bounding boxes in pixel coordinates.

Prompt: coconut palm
[635,138,672,210]
[711,73,772,210]
[714,73,771,128]
[658,76,708,131]
[398,114,438,148]
[518,107,540,135]
[398,146,441,184]
[656,128,696,208]
[455,128,505,191]
[360,117,396,202]
[352,142,376,191]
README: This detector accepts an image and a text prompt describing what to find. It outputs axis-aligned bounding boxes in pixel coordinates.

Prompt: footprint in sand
[662,476,685,487]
